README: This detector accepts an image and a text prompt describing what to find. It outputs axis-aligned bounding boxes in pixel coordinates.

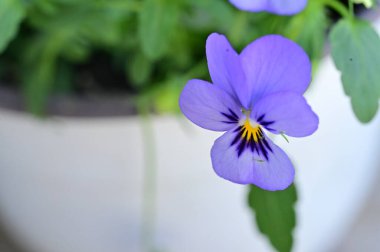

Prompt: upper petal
[179,79,241,131]
[206,33,249,108]
[252,92,319,137]
[240,35,311,105]
[229,0,307,15]
[211,127,294,190]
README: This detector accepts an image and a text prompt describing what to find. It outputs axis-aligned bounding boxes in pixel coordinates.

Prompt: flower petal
[229,0,307,15]
[179,79,242,131]
[252,92,319,137]
[206,33,249,108]
[240,35,311,105]
[211,127,294,190]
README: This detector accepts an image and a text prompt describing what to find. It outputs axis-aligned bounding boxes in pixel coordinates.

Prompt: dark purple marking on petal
[257,114,275,128]
[237,138,246,157]
[262,138,273,153]
[258,140,269,160]
[257,114,265,122]
[257,127,264,138]
[265,127,275,132]
[249,139,257,153]
[261,121,274,127]
[228,108,239,120]
[234,125,243,132]
[221,108,240,124]
[231,126,243,146]
[221,112,236,122]
[229,125,273,159]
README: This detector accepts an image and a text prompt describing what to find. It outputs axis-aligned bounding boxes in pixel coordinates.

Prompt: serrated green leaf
[0,0,25,53]
[330,19,380,123]
[138,0,179,60]
[247,184,297,252]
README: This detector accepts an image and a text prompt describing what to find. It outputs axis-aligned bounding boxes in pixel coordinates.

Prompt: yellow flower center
[241,119,263,143]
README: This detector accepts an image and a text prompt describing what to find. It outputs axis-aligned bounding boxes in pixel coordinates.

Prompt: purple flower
[229,0,307,15]
[179,33,318,191]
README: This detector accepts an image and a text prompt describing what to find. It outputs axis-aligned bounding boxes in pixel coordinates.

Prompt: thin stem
[280,132,290,143]
[323,0,351,19]
[348,0,354,18]
[139,107,157,252]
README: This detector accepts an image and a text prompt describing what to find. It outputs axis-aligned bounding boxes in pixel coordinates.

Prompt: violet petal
[211,127,294,190]
[252,92,319,137]
[179,79,241,131]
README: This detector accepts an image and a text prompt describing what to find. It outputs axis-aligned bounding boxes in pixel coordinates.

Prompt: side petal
[211,128,294,191]
[206,33,249,108]
[179,79,241,131]
[229,0,307,15]
[252,92,319,137]
[240,35,311,105]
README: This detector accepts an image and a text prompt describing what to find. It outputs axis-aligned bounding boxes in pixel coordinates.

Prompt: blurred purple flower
[179,33,318,191]
[229,0,307,15]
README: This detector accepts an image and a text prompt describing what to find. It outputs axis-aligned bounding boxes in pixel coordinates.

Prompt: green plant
[1,1,380,252]
[0,0,331,115]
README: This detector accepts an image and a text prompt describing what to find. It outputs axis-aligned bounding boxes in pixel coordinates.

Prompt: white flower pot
[1,22,380,252]
[0,55,379,252]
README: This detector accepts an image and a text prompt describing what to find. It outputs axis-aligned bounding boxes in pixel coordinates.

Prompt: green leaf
[22,34,63,115]
[0,0,25,53]
[138,0,179,60]
[247,184,297,252]
[285,1,328,61]
[183,0,236,32]
[330,19,380,123]
[127,52,152,87]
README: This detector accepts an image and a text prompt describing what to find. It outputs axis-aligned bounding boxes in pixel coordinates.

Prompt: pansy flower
[229,0,307,15]
[179,33,318,191]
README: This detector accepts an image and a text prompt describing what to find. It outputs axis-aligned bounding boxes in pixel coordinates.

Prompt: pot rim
[0,85,138,117]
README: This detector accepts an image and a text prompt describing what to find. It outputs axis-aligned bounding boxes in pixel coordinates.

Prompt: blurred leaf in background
[330,19,380,123]
[0,0,25,53]
[285,1,328,64]
[127,52,153,88]
[139,0,179,60]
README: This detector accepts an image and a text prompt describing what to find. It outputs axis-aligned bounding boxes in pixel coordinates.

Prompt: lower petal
[211,128,294,191]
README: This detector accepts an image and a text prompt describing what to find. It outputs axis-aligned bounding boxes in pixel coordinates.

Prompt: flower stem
[280,132,290,143]
[348,0,354,18]
[139,107,157,252]
[323,0,351,19]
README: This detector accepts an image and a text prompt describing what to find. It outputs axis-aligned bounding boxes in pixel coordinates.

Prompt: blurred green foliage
[330,19,380,123]
[0,0,333,115]
[0,0,378,122]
